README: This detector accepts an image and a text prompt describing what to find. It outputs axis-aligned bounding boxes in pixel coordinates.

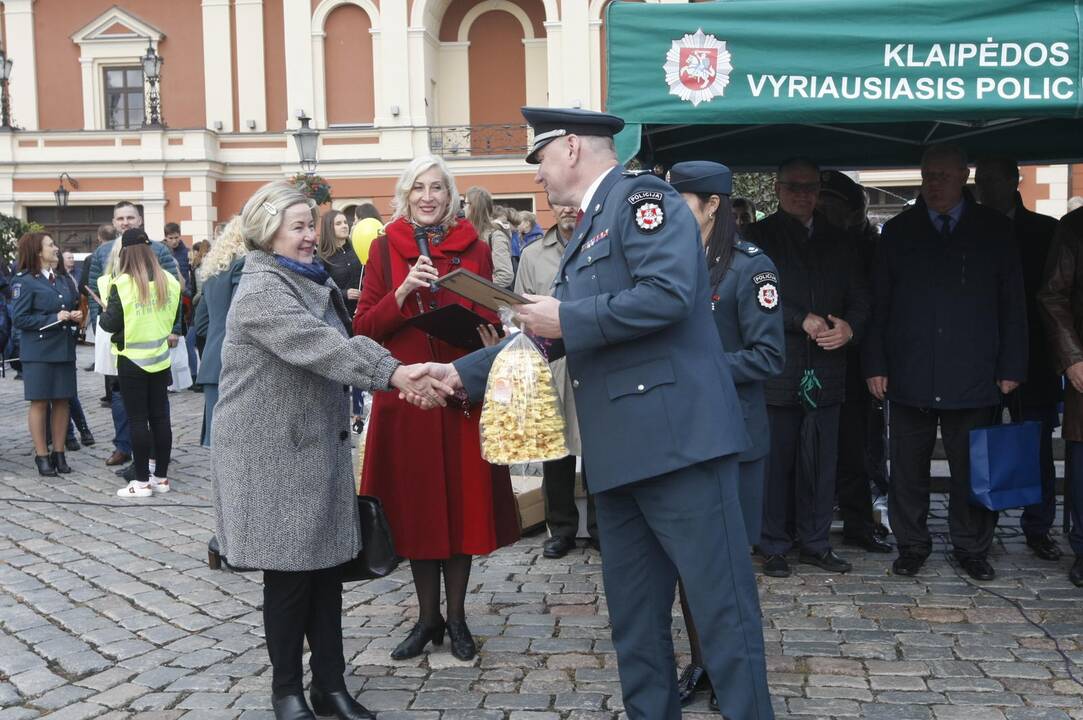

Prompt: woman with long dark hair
[667,161,786,709]
[98,228,182,498]
[10,232,82,476]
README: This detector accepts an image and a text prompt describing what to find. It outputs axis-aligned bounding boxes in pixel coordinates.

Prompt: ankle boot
[390,617,446,660]
[271,693,316,720]
[309,685,375,719]
[446,618,477,661]
[35,455,58,477]
[76,420,96,446]
[65,432,81,451]
[50,451,72,474]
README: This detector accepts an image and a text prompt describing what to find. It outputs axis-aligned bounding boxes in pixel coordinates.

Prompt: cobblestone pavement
[1,347,1082,719]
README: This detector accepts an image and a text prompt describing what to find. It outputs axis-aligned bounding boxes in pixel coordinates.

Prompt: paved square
[1,348,1081,718]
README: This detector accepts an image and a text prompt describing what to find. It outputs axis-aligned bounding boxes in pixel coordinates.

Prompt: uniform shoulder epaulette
[622,169,651,177]
[735,240,761,256]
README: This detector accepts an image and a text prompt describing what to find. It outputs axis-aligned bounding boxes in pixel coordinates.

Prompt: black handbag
[341,495,401,582]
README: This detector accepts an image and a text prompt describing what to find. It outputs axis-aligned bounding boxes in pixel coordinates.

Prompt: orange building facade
[0,0,1075,249]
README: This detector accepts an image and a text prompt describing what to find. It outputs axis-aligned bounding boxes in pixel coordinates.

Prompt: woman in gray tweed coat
[211,181,449,720]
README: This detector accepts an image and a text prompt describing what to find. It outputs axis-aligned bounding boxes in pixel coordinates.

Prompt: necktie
[576,209,584,226]
[938,214,952,239]
[47,272,55,285]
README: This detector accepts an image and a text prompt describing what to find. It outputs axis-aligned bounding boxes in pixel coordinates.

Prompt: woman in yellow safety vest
[99,228,182,499]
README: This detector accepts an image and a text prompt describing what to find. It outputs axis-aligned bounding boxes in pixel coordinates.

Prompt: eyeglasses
[779,182,821,195]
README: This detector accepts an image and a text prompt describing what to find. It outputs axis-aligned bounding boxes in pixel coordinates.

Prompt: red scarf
[385,217,479,261]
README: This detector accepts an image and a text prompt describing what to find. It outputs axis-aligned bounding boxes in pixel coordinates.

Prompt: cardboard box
[511,474,545,533]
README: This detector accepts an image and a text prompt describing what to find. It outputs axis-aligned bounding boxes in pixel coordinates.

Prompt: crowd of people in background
[4,110,1083,719]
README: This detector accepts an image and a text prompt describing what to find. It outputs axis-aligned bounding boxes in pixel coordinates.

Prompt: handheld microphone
[413,225,439,291]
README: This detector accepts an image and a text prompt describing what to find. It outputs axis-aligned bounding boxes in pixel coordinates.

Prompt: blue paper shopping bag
[969,420,1042,511]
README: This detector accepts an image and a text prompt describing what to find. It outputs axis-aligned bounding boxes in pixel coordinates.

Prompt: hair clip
[261,201,279,216]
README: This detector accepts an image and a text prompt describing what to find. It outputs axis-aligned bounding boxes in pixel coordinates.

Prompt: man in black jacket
[975,156,1062,563]
[745,158,871,578]
[864,144,1027,582]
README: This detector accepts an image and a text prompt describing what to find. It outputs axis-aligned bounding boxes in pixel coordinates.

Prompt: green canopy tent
[605,0,1083,169]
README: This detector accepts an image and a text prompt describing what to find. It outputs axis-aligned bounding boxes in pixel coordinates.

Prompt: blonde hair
[118,244,170,308]
[465,186,495,240]
[199,216,247,282]
[240,180,318,253]
[390,155,461,227]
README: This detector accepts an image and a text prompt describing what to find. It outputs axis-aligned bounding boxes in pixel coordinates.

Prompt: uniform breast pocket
[571,239,612,294]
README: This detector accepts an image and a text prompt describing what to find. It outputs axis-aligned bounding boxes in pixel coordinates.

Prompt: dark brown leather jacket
[1038,207,1083,440]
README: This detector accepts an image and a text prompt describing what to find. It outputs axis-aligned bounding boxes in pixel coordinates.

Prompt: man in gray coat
[409,108,773,720]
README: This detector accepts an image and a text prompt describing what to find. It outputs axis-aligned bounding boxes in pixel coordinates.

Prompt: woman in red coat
[354,155,518,663]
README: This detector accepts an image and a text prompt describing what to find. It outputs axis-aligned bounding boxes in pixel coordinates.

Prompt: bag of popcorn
[480,328,568,465]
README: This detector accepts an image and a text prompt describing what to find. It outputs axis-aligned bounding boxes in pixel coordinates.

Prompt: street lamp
[0,47,14,130]
[54,173,78,209]
[141,41,164,128]
[292,110,319,175]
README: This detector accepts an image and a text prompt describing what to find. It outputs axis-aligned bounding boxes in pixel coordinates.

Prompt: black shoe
[13,371,21,380]
[893,554,925,576]
[709,692,718,711]
[79,428,96,447]
[99,398,110,408]
[873,522,890,540]
[1026,534,1063,561]
[762,554,791,578]
[191,384,204,393]
[1070,557,1083,588]
[65,434,81,452]
[957,555,995,582]
[842,534,893,554]
[83,362,95,371]
[390,618,445,660]
[446,618,477,661]
[310,685,375,720]
[50,451,72,474]
[677,664,710,706]
[116,465,136,481]
[271,693,316,720]
[35,455,58,477]
[351,417,364,435]
[799,549,852,573]
[543,535,576,559]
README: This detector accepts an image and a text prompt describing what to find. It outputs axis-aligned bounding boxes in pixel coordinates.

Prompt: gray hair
[390,155,461,227]
[240,180,318,253]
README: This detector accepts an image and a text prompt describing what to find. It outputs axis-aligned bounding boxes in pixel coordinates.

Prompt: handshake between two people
[389,362,463,410]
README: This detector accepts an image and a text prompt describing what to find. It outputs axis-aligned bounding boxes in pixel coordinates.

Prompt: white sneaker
[117,481,152,498]
[149,476,170,494]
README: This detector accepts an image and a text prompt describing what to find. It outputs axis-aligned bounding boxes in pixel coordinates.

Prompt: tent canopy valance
[605,0,1083,169]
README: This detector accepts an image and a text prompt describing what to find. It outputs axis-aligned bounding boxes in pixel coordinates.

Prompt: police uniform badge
[12,283,20,299]
[753,271,779,312]
[627,190,665,233]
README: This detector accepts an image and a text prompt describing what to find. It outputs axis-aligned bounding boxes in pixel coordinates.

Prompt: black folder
[405,303,504,351]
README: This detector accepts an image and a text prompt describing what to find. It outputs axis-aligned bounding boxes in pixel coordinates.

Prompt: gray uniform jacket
[712,241,786,461]
[456,167,749,493]
[194,256,245,385]
[514,225,581,455]
[211,251,400,572]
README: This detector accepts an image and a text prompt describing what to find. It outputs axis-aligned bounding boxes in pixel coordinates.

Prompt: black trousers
[1009,403,1058,539]
[837,390,876,539]
[263,566,347,697]
[117,361,172,484]
[889,402,999,560]
[542,455,598,540]
[761,404,840,556]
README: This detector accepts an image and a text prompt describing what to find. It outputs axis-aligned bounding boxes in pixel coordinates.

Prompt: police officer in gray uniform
[667,161,785,708]
[411,108,774,720]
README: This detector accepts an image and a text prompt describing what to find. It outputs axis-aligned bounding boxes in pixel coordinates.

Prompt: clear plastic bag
[480,319,568,465]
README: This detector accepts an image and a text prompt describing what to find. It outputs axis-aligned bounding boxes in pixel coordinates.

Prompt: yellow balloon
[350,218,383,265]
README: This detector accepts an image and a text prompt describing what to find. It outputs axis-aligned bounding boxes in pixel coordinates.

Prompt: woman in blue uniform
[11,232,82,477]
[668,161,786,709]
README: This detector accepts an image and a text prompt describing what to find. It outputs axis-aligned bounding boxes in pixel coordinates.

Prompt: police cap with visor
[521,106,625,164]
[666,161,733,196]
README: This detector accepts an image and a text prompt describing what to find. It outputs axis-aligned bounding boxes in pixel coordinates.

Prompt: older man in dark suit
[975,156,1062,563]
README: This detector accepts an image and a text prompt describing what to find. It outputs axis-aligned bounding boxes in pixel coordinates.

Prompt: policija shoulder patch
[627,190,665,233]
[753,271,779,312]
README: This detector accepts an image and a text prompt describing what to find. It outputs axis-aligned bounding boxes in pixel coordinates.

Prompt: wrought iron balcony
[429,123,534,158]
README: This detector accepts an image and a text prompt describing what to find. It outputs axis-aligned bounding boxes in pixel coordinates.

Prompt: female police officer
[667,161,785,709]
[11,232,82,477]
